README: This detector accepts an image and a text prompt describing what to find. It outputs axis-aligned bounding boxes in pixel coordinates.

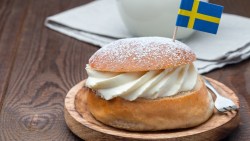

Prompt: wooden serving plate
[64,78,240,141]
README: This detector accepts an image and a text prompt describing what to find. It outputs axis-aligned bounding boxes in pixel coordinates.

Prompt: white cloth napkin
[45,0,250,74]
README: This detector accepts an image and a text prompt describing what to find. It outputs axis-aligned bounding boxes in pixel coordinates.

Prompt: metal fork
[203,77,238,112]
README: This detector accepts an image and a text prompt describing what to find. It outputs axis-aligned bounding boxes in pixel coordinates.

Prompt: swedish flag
[176,0,224,34]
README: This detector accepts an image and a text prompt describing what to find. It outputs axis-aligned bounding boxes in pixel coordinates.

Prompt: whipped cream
[85,64,198,101]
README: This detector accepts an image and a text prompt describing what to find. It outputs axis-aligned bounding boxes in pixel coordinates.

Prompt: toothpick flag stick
[172,26,178,42]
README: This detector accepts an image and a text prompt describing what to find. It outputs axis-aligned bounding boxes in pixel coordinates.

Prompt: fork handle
[204,79,223,98]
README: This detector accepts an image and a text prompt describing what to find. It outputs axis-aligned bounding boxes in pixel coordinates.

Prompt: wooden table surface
[0,0,249,140]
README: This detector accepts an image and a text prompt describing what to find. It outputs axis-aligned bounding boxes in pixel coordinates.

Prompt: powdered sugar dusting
[89,37,196,72]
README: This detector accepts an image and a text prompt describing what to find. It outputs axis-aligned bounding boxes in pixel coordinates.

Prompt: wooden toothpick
[172,26,178,42]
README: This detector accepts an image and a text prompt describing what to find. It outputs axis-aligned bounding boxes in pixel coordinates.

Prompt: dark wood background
[0,0,249,140]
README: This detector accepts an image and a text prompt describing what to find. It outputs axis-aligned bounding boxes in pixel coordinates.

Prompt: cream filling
[85,64,198,101]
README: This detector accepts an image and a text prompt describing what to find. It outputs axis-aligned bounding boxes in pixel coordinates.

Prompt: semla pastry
[75,37,214,131]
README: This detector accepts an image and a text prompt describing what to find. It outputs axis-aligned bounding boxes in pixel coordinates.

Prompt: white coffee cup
[116,0,208,39]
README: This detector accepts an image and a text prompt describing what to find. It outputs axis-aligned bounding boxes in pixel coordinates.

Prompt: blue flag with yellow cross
[176,0,224,34]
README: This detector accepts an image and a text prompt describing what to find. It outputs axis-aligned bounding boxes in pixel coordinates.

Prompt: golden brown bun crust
[76,77,214,131]
[89,37,196,72]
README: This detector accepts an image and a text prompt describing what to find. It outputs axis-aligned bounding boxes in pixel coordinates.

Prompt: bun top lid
[89,37,196,72]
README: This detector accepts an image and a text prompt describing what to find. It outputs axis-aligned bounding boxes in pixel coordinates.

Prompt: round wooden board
[64,78,240,141]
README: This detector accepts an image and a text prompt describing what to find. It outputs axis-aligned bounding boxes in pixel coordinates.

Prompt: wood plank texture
[0,0,249,141]
[0,0,28,111]
[0,0,95,140]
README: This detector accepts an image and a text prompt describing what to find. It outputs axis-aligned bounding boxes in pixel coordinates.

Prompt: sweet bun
[80,37,213,131]
[89,37,196,72]
[76,76,214,131]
